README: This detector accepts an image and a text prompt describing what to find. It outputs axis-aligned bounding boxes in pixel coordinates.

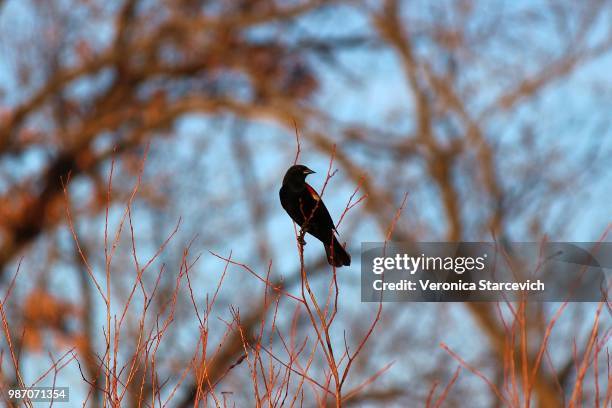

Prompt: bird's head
[283,164,315,186]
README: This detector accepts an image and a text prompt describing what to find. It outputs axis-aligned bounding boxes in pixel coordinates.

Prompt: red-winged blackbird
[279,165,351,267]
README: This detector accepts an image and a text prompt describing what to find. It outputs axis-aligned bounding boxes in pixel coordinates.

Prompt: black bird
[279,164,351,267]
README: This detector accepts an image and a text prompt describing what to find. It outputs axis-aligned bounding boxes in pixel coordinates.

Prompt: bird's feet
[298,231,307,246]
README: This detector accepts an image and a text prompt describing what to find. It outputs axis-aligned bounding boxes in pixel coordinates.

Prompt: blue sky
[1,0,611,404]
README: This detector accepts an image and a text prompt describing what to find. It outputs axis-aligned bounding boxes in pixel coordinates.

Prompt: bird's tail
[326,236,351,267]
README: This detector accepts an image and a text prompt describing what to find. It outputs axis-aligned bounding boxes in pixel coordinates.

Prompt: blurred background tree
[0,0,610,406]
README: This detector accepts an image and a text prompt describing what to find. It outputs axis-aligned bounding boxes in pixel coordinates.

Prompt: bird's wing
[305,183,337,231]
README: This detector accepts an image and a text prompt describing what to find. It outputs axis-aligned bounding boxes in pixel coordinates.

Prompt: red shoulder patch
[306,184,320,201]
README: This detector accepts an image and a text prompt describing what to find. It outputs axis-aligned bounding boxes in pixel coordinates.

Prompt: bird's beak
[305,169,315,175]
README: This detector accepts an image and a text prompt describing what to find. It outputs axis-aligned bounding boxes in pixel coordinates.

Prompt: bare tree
[0,0,610,406]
